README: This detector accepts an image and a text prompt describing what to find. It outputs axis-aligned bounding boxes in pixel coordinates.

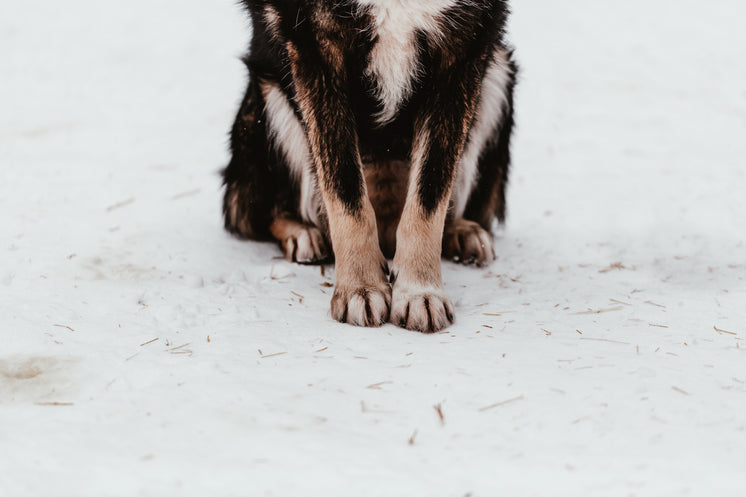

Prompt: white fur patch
[452,49,514,219]
[357,0,458,125]
[260,81,321,226]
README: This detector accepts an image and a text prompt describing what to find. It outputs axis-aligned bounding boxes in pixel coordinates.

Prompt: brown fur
[363,158,408,258]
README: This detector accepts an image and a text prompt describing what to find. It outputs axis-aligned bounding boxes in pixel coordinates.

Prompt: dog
[223,0,517,333]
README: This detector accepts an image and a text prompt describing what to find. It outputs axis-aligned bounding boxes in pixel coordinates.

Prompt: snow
[1,0,745,495]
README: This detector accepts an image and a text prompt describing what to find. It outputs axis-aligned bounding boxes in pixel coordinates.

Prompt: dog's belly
[363,158,409,258]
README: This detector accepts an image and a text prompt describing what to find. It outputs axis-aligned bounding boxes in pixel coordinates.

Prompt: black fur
[224,0,516,233]
[222,0,517,331]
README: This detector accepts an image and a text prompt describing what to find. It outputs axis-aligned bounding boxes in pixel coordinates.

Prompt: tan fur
[263,5,281,40]
[269,216,329,264]
[443,218,495,266]
[391,197,453,332]
[389,126,454,332]
[286,40,391,327]
[325,198,391,327]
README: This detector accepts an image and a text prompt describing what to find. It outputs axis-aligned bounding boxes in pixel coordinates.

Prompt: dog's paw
[331,282,392,327]
[280,226,330,264]
[390,282,454,333]
[443,219,495,266]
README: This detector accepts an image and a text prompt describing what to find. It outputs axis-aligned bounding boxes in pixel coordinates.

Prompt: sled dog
[223,0,517,332]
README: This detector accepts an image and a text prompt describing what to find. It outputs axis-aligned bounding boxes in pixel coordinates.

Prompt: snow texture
[1,1,745,496]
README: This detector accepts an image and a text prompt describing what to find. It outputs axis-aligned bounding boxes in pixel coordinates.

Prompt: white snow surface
[2,1,745,496]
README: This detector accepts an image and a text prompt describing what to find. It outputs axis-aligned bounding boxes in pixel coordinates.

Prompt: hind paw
[280,226,330,264]
[443,219,495,266]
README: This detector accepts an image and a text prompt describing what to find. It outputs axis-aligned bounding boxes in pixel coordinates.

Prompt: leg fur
[444,50,515,266]
[462,52,517,230]
[222,77,276,240]
[391,53,488,333]
[284,11,391,327]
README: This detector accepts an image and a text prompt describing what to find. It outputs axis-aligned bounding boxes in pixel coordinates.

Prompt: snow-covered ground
[2,1,745,495]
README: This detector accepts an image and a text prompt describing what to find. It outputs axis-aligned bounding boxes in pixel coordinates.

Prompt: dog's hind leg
[445,49,517,267]
[461,50,517,231]
[223,77,276,240]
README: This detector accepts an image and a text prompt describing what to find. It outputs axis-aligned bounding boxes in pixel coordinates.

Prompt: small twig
[714,326,737,336]
[609,298,632,306]
[408,430,418,445]
[106,197,135,212]
[366,381,392,390]
[140,338,159,347]
[479,395,524,412]
[53,324,75,332]
[572,306,624,316]
[434,403,445,425]
[580,337,630,345]
[261,352,287,359]
[171,188,200,200]
[599,262,626,273]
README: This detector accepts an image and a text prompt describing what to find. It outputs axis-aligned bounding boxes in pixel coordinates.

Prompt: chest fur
[356,0,457,124]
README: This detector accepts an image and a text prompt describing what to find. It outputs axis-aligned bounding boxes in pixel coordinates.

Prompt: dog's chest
[355,0,456,124]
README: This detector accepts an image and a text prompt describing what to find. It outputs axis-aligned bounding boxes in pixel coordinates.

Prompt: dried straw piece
[366,381,392,390]
[609,298,632,306]
[434,403,445,425]
[106,197,135,212]
[572,306,624,315]
[171,188,200,200]
[714,326,737,336]
[479,395,524,412]
[580,337,630,345]
[599,262,626,273]
[261,352,287,359]
[408,430,418,445]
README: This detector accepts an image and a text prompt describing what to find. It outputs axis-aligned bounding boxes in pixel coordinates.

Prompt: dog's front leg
[391,61,486,333]
[286,44,390,327]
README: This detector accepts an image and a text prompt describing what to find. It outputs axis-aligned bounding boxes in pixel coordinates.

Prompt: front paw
[331,283,392,327]
[390,281,454,333]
